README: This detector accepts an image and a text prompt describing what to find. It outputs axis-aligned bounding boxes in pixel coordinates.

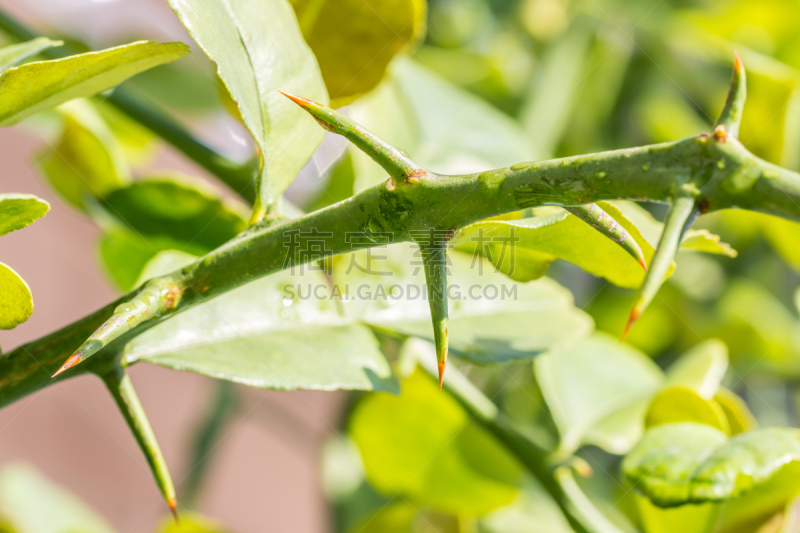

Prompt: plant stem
[0,7,256,202]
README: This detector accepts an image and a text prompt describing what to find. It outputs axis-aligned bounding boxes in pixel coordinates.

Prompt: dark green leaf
[0,40,189,126]
[167,0,328,208]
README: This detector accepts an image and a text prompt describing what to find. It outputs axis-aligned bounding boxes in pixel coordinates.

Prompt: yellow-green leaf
[644,387,730,434]
[0,40,189,126]
[0,263,33,330]
[0,194,49,237]
[0,37,61,74]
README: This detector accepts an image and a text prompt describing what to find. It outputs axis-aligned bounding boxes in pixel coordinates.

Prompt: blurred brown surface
[0,104,337,533]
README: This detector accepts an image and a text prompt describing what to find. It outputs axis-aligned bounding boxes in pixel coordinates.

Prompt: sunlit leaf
[535,333,663,457]
[665,339,728,399]
[0,38,61,74]
[644,387,730,433]
[715,387,757,436]
[98,230,191,292]
[623,423,800,508]
[349,369,522,515]
[156,512,230,533]
[291,0,426,104]
[167,0,328,208]
[39,99,130,210]
[0,263,33,330]
[124,269,398,393]
[0,194,49,237]
[0,40,189,126]
[333,243,593,364]
[134,250,197,288]
[0,463,114,533]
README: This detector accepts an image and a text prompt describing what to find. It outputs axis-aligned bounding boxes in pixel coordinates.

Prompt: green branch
[0,8,256,202]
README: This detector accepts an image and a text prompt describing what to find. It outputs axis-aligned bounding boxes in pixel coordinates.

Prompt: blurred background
[2,0,800,531]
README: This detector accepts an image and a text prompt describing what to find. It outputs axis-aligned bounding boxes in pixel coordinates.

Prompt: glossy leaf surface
[125,269,398,393]
[0,40,189,126]
[291,0,426,104]
[0,263,33,330]
[167,0,328,211]
[0,194,49,237]
[333,244,593,364]
[623,423,800,508]
[0,37,61,74]
[349,369,522,515]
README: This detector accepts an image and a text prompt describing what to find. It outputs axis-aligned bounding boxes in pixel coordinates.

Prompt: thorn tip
[52,353,82,378]
[638,257,648,272]
[168,496,179,523]
[621,308,641,341]
[438,361,445,391]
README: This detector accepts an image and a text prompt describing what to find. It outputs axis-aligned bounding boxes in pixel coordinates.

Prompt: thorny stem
[0,8,257,202]
[417,240,449,389]
[564,204,647,271]
[99,364,178,520]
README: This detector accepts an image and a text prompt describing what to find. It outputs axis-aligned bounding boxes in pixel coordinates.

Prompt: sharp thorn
[638,257,648,272]
[438,360,446,391]
[52,353,82,378]
[621,308,641,341]
[276,89,315,108]
[168,496,179,523]
[733,50,744,74]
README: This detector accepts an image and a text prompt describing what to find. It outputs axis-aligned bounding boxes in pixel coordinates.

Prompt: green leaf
[0,463,114,533]
[635,495,719,533]
[0,263,33,330]
[623,423,800,508]
[332,244,593,364]
[534,333,664,456]
[349,369,523,515]
[714,387,757,435]
[0,194,49,237]
[98,230,191,292]
[665,339,728,399]
[156,513,230,533]
[644,387,730,433]
[0,38,61,74]
[680,229,738,257]
[291,0,426,104]
[99,174,248,253]
[453,202,654,288]
[133,249,198,288]
[167,0,329,211]
[39,99,130,210]
[0,40,189,127]
[124,269,398,393]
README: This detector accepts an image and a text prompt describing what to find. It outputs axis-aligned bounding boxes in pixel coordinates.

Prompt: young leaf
[664,339,728,399]
[290,0,426,104]
[124,269,399,393]
[714,388,757,436]
[644,387,730,433]
[0,262,33,330]
[0,193,49,237]
[0,37,61,74]
[0,463,115,533]
[39,99,131,210]
[101,366,177,518]
[623,423,800,508]
[0,40,189,126]
[349,369,523,515]
[166,0,329,220]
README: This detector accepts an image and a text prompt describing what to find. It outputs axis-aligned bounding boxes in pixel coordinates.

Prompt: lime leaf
[99,174,248,253]
[0,263,33,330]
[349,369,522,515]
[99,230,193,292]
[714,387,757,435]
[0,194,49,237]
[534,333,664,456]
[0,40,189,126]
[133,250,197,288]
[39,99,130,210]
[665,339,728,399]
[623,423,800,508]
[0,463,115,533]
[292,0,426,104]
[124,269,398,393]
[333,244,593,364]
[167,0,328,208]
[644,387,730,433]
[0,38,61,74]
[156,512,230,532]
[681,229,738,257]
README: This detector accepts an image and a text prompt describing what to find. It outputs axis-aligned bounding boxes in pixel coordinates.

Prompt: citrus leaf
[714,387,757,436]
[124,269,398,393]
[349,369,523,515]
[0,40,189,126]
[39,99,130,210]
[0,37,61,74]
[0,194,49,237]
[333,244,593,364]
[534,333,664,457]
[0,262,33,330]
[0,463,115,533]
[665,339,728,399]
[98,230,193,292]
[291,0,426,104]
[167,0,328,212]
[623,423,800,508]
[644,387,730,433]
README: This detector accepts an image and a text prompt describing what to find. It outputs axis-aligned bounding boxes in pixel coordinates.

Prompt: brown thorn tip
[52,353,82,378]
[733,51,743,73]
[438,361,445,391]
[638,257,648,272]
[168,496,179,523]
[276,89,313,107]
[621,308,641,341]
